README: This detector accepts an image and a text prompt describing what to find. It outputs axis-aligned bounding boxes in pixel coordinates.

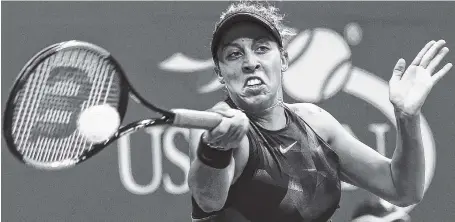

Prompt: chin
[239,94,274,111]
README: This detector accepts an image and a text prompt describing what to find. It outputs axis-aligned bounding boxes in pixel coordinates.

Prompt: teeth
[247,79,262,86]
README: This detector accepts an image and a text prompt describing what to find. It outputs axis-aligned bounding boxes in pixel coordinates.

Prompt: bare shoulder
[286,103,325,116]
[285,102,330,124]
[285,103,336,143]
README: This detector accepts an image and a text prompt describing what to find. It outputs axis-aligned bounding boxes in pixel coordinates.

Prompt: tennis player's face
[217,22,286,111]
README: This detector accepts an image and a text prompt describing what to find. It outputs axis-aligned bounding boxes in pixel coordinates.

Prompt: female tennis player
[188,2,452,222]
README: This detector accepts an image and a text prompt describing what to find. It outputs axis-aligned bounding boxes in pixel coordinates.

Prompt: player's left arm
[314,104,422,207]
[291,102,402,205]
[302,40,452,207]
[296,103,414,207]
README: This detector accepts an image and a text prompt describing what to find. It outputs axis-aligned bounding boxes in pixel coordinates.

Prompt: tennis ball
[77,104,120,143]
[283,28,352,103]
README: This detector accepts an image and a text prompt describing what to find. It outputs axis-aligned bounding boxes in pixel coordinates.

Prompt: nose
[241,52,260,73]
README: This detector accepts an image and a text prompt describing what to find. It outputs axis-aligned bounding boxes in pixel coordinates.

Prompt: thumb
[208,107,237,118]
[391,58,406,82]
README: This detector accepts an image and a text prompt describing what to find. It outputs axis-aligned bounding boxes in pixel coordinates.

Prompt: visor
[211,12,283,60]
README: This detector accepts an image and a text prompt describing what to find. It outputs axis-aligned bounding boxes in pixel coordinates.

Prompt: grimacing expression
[216,21,287,111]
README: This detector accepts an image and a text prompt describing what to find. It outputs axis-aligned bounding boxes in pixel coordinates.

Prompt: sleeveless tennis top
[192,101,342,222]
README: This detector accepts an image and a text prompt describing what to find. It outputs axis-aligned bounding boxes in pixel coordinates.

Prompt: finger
[217,128,243,149]
[411,40,436,66]
[216,109,236,117]
[390,58,406,82]
[223,124,239,141]
[224,130,242,148]
[432,63,453,83]
[230,124,246,142]
[205,119,230,142]
[427,47,449,72]
[210,108,237,118]
[204,130,223,144]
[420,39,446,68]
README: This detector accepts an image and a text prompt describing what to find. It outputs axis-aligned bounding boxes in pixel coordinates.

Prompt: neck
[252,103,287,131]
[232,95,287,131]
[228,89,287,130]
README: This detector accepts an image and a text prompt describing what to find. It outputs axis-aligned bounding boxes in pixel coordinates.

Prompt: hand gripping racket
[3,40,222,170]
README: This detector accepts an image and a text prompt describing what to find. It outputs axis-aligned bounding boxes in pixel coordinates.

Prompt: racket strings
[16,50,76,161]
[19,54,56,158]
[11,48,122,165]
[63,51,114,160]
[48,49,91,162]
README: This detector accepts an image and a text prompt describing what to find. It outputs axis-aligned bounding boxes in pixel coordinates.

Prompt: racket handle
[171,109,223,130]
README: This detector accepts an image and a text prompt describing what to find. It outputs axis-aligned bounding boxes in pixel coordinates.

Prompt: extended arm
[188,103,249,213]
[302,40,451,207]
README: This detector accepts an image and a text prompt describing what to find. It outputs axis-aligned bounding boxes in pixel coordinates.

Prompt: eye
[226,51,242,60]
[255,45,270,54]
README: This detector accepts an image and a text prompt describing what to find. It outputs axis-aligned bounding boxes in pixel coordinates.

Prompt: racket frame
[3,40,218,170]
[3,42,66,166]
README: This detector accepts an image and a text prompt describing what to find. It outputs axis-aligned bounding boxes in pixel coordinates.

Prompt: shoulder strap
[282,104,332,149]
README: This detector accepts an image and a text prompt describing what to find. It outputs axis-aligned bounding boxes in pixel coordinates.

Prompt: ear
[281,50,289,72]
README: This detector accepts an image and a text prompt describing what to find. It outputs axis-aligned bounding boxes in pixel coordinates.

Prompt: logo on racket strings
[29,66,91,141]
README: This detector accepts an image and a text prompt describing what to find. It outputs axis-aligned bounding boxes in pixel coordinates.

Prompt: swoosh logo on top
[279,141,298,154]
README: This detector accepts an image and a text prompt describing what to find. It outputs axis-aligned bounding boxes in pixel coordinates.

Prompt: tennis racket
[3,40,222,170]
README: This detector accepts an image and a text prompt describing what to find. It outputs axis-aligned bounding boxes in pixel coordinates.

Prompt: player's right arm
[188,101,250,213]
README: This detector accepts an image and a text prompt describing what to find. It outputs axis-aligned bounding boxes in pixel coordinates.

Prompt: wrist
[201,132,226,150]
[197,135,233,169]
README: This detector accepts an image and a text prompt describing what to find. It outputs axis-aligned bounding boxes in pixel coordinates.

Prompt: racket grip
[171,109,223,130]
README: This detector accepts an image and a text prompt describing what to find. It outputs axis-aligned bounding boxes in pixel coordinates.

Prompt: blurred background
[2,1,454,222]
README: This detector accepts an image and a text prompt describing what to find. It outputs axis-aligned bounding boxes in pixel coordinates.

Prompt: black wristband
[197,140,233,169]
